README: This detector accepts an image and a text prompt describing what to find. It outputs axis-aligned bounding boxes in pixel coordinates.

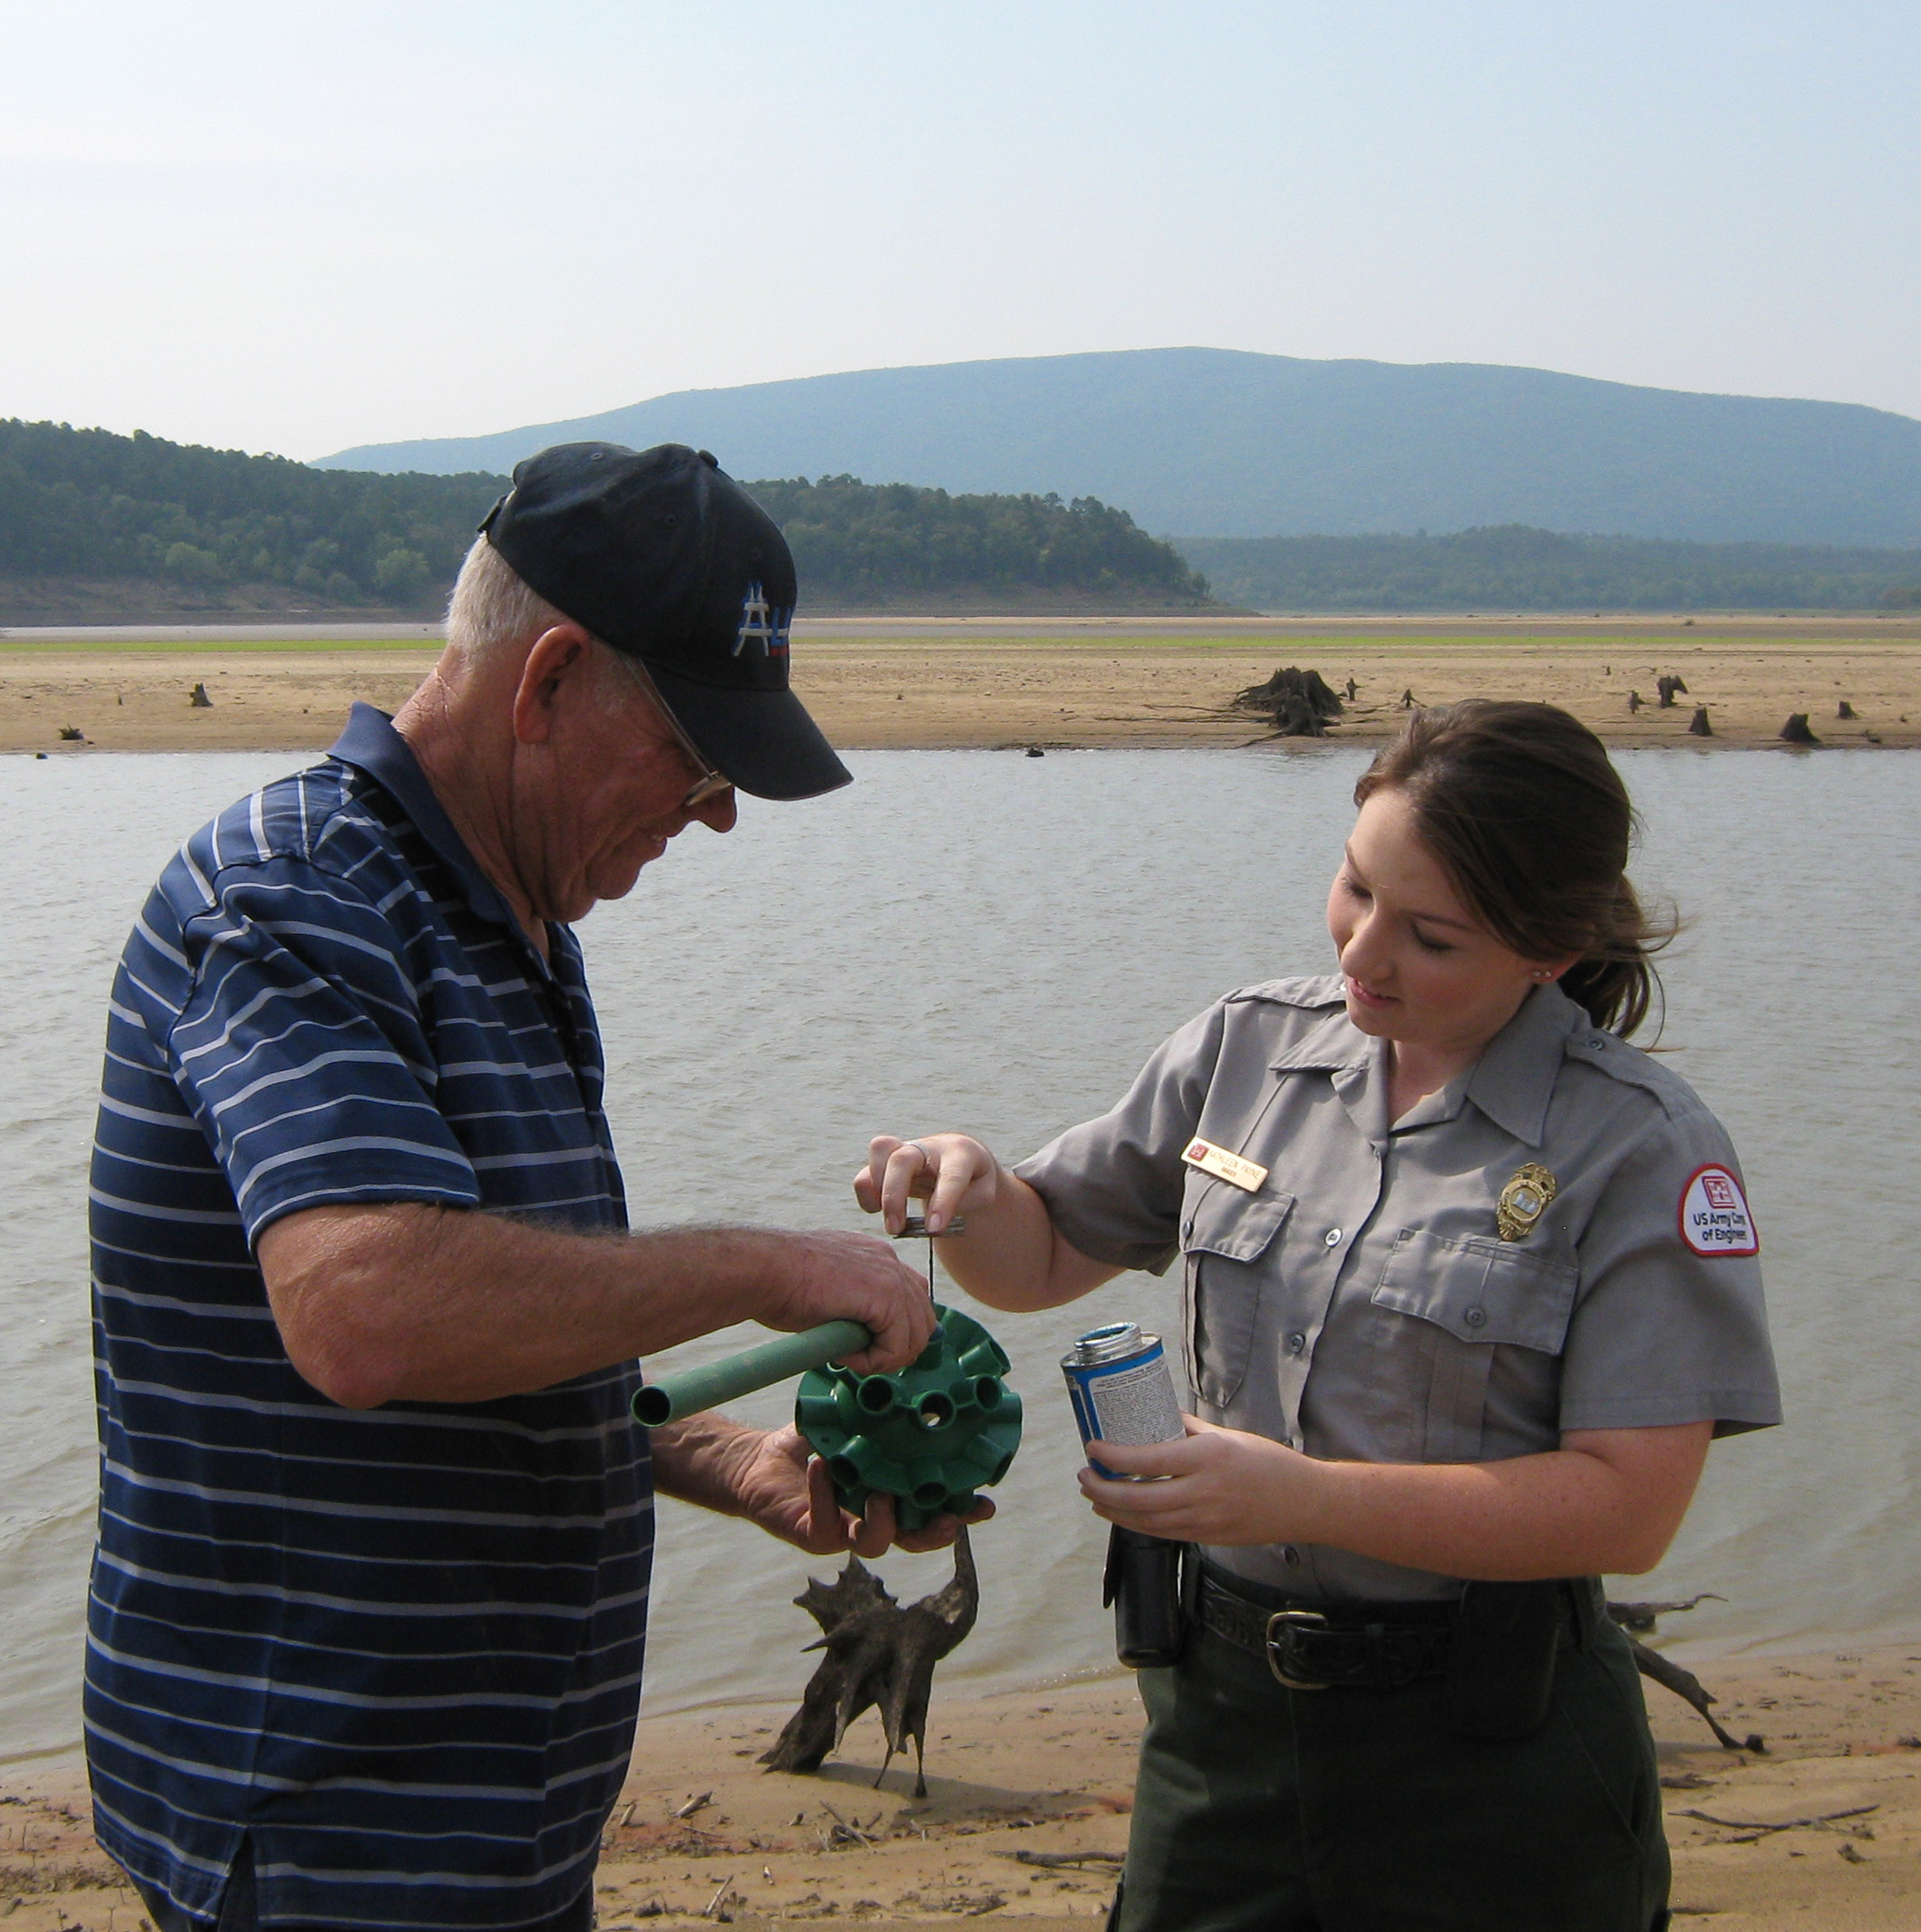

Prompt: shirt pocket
[1371,1228,1579,1461]
[1182,1182,1298,1410]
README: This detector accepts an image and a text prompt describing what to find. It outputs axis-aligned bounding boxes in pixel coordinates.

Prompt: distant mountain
[315,349,1921,547]
[1176,525,1921,613]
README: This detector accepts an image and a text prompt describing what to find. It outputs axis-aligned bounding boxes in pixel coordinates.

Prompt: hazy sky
[4,1,1915,460]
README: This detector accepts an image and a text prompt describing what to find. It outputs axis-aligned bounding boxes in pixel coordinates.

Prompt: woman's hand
[854,1133,1003,1237]
[1080,1417,1323,1546]
[853,1132,1120,1312]
[1079,1417,1715,1579]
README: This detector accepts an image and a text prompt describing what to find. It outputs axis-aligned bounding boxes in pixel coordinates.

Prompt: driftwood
[1677,1803,1875,1841]
[1605,1594,1765,1753]
[761,1527,979,1798]
[1231,666,1345,738]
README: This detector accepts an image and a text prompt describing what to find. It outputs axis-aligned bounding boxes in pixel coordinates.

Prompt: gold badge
[1181,1137,1268,1193]
[1496,1163,1558,1242]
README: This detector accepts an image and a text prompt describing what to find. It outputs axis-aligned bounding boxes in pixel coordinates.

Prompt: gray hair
[444,536,571,662]
[442,535,645,722]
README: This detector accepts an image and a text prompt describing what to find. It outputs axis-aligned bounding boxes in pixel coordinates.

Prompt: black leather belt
[1198,1568,1462,1692]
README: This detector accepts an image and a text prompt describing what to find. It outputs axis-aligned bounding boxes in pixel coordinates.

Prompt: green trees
[0,424,1210,608]
[1176,525,1921,612]
[0,419,500,607]
[741,475,1207,601]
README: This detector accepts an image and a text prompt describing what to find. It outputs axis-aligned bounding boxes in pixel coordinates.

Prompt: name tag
[1182,1137,1268,1193]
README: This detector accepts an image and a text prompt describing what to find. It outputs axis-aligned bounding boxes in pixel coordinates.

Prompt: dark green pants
[1112,1615,1669,1932]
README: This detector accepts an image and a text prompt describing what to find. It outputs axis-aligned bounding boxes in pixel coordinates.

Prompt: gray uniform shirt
[1014,976,1781,1602]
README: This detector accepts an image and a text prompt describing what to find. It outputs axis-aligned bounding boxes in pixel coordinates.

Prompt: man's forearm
[257,1202,926,1409]
[647,1414,762,1516]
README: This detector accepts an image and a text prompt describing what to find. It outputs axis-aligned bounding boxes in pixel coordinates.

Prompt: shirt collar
[1462,982,1585,1146]
[1267,1001,1373,1075]
[328,703,526,940]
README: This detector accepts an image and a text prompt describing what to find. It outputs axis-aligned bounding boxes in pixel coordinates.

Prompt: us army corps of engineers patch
[1679,1163,1760,1256]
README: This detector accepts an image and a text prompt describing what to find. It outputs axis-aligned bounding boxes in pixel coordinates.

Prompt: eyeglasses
[609,648,735,812]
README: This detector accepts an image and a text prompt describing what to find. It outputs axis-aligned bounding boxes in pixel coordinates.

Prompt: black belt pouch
[1444,1579,1568,1742]
[1104,1526,1193,1668]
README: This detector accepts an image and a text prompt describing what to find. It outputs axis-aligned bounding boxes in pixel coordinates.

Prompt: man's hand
[726,1425,993,1555]
[654,1415,991,1554]
[256,1204,939,1408]
[751,1229,939,1375]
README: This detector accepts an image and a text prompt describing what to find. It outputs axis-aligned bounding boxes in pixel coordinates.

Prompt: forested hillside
[1175,524,1921,612]
[0,418,496,607]
[9,417,1917,620]
[742,474,1205,603]
[0,421,1209,615]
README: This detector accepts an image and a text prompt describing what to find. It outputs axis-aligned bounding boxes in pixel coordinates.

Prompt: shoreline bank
[4,625,1919,754]
[6,1642,1918,1928]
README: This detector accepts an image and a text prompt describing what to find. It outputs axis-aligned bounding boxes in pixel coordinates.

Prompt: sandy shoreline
[4,616,1917,755]
[6,1642,1919,1928]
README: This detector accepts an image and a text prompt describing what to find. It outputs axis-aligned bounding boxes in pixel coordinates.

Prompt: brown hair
[1354,700,1671,1038]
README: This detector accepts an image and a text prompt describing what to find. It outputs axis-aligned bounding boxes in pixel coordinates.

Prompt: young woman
[856,702,1778,1932]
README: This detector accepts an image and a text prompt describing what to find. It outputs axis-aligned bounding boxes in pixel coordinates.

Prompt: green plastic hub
[795,1303,1022,1533]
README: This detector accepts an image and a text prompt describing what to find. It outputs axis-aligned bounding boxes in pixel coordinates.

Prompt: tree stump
[1231,667,1345,738]
[1779,713,1819,744]
[761,1528,979,1798]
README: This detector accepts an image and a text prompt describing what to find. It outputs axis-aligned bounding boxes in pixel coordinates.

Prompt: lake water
[3,743,1917,1767]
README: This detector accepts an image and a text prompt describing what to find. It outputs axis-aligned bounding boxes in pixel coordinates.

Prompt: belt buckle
[1264,1608,1331,1691]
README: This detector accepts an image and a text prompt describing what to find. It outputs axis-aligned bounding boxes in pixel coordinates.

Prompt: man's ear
[511,623,595,745]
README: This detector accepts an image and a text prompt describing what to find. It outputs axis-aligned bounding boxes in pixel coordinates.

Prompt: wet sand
[6,1645,1919,1928]
[3,614,1918,754]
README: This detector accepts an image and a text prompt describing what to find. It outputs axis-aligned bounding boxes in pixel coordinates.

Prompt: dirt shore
[3,615,1916,755]
[6,1644,1918,1928]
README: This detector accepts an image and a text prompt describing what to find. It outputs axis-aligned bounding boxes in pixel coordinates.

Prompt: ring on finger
[902,1141,929,1167]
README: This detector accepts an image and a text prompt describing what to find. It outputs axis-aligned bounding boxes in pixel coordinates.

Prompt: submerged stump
[762,1526,979,1798]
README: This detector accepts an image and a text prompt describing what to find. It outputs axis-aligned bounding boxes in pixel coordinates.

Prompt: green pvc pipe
[631,1319,873,1427]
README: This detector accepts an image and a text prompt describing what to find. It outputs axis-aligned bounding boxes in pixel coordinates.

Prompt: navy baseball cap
[479,441,851,801]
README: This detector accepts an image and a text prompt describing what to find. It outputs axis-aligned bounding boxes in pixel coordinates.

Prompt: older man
[87,444,949,1932]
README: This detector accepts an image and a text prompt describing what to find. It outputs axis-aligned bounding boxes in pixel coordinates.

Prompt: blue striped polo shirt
[87,704,653,1931]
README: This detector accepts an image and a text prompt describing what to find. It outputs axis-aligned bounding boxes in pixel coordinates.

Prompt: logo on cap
[734,583,792,658]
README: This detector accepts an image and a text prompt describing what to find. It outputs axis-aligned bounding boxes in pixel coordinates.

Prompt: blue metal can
[1061,1321,1185,1479]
